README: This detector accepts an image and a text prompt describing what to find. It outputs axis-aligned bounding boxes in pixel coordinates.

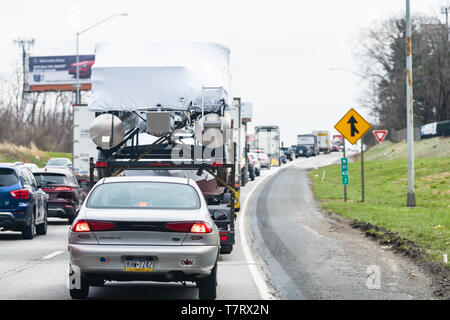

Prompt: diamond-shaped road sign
[334,108,372,145]
[372,130,388,143]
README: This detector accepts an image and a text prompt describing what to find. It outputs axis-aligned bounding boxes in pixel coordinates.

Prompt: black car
[32,168,86,224]
[0,162,48,239]
[296,145,314,158]
[281,147,294,161]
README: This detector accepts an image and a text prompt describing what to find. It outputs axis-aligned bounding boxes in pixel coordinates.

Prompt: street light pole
[405,0,416,207]
[76,33,80,104]
[75,13,128,105]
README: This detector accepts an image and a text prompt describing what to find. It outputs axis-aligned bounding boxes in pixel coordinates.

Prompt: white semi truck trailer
[72,104,98,185]
[312,130,331,154]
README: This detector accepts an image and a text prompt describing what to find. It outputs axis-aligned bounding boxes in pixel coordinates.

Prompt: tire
[22,210,36,240]
[256,169,260,177]
[69,275,89,299]
[88,276,106,287]
[198,264,217,300]
[36,210,47,235]
[220,244,233,254]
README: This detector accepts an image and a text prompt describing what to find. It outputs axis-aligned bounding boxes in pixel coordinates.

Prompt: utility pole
[442,6,449,48]
[13,38,35,107]
[405,0,416,207]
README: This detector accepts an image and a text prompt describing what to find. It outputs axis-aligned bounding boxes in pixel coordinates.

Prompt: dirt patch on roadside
[348,219,449,300]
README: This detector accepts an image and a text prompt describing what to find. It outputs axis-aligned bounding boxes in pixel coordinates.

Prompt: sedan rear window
[33,173,68,186]
[87,182,201,209]
[46,159,70,166]
[0,168,19,187]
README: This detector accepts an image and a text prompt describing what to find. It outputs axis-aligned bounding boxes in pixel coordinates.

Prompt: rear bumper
[68,244,219,279]
[48,202,75,218]
[0,208,31,230]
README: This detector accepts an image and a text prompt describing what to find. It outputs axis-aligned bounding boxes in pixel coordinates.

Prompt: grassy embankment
[310,136,450,265]
[0,142,71,167]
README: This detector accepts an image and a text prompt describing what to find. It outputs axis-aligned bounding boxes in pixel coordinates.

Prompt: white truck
[312,130,331,154]
[72,104,98,185]
[255,126,281,166]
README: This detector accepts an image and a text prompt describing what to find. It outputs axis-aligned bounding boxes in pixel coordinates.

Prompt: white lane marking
[41,250,64,261]
[239,166,283,300]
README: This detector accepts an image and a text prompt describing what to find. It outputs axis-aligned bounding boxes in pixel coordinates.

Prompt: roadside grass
[0,142,71,167]
[363,136,450,161]
[310,155,450,265]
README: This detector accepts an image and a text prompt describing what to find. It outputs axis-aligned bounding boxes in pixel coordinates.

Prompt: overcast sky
[0,0,446,146]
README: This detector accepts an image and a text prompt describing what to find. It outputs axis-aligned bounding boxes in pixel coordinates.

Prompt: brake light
[72,220,116,232]
[96,161,108,168]
[10,189,29,199]
[190,222,213,233]
[211,161,223,167]
[220,231,227,242]
[55,186,73,192]
[72,220,90,232]
[165,221,213,233]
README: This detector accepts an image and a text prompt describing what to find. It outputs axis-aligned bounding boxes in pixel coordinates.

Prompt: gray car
[45,158,73,171]
[68,176,220,300]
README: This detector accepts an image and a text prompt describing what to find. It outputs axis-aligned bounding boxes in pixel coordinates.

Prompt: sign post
[334,108,372,202]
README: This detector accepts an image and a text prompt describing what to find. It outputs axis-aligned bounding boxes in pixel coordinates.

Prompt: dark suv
[32,168,86,224]
[0,163,48,239]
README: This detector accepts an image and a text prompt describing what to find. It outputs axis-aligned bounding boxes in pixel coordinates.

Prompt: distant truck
[72,104,98,187]
[296,134,319,157]
[312,130,331,154]
[331,134,344,152]
[254,126,281,166]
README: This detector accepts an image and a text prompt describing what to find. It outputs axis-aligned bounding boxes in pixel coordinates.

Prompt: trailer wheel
[198,263,217,300]
[220,244,233,254]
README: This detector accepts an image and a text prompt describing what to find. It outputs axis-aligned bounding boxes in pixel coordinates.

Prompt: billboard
[28,55,95,91]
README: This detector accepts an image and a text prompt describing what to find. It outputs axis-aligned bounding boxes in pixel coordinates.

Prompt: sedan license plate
[124,257,154,272]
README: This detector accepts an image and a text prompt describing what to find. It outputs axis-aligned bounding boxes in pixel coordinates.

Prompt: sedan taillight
[165,221,213,234]
[72,220,116,232]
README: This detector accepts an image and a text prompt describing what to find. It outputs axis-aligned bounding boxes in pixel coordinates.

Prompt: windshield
[0,168,19,187]
[46,159,70,166]
[33,173,68,186]
[87,182,201,210]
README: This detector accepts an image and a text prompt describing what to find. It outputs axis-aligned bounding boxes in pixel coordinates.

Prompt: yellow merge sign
[334,108,372,145]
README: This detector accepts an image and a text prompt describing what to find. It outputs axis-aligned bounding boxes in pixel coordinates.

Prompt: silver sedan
[68,176,220,300]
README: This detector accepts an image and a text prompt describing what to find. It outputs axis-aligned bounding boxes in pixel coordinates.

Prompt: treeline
[0,69,75,152]
[358,12,450,129]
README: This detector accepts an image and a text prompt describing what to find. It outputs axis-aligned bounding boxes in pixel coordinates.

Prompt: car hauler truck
[86,41,237,254]
[254,126,281,166]
[73,104,98,187]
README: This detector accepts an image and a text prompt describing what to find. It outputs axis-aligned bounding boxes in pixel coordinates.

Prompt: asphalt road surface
[246,154,435,300]
[0,153,436,299]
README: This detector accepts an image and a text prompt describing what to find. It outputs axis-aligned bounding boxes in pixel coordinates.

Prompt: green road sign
[341,157,349,185]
